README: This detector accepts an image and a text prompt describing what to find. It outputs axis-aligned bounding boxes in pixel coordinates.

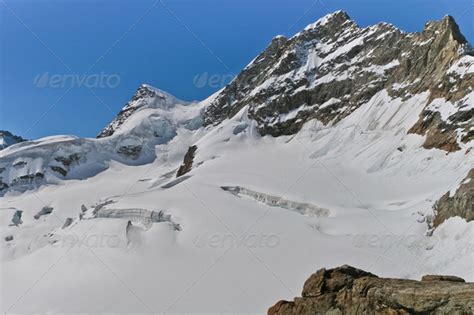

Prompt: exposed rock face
[176,145,197,177]
[54,153,81,167]
[0,130,26,150]
[9,172,44,188]
[117,145,142,160]
[203,12,473,151]
[11,210,23,226]
[433,168,473,227]
[50,154,81,176]
[407,17,473,151]
[62,218,73,229]
[98,85,157,138]
[34,206,54,220]
[50,165,67,177]
[268,265,474,315]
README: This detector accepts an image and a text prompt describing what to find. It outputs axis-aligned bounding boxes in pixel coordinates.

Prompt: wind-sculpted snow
[221,186,330,217]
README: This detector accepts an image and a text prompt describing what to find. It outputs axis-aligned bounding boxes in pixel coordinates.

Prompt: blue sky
[1,0,473,139]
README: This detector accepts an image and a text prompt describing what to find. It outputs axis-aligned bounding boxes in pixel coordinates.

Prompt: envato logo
[193,72,259,89]
[34,72,121,89]
[35,232,123,249]
[193,72,235,89]
[351,233,438,250]
[193,232,280,249]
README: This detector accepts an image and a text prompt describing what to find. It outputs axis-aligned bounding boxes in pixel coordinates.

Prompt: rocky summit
[268,265,474,315]
[204,11,473,151]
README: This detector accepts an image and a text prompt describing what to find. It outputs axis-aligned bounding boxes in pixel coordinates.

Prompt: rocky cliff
[268,265,474,315]
[204,12,473,151]
[433,168,473,227]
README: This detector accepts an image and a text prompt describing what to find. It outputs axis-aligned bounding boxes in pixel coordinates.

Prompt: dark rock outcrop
[11,210,23,226]
[0,179,9,191]
[0,130,26,150]
[9,172,44,188]
[54,153,81,167]
[62,218,73,229]
[50,165,68,177]
[12,161,27,168]
[268,265,474,315]
[97,85,160,138]
[117,145,142,160]
[433,169,473,227]
[176,145,197,177]
[34,206,54,220]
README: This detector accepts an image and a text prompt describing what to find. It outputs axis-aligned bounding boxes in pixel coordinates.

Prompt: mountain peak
[204,11,473,151]
[304,10,353,31]
[97,84,189,138]
[133,84,188,108]
[423,15,467,44]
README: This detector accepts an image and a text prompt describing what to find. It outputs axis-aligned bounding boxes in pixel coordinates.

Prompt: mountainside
[0,12,473,314]
[0,130,26,150]
[204,11,473,153]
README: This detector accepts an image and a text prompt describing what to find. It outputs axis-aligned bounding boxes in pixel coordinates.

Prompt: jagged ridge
[203,12,473,151]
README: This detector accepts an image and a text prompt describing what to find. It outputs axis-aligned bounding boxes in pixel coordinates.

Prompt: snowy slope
[1,90,472,314]
[1,12,473,314]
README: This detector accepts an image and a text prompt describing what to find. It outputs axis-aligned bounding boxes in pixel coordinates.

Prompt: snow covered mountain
[1,12,473,314]
[204,11,472,150]
[0,130,26,150]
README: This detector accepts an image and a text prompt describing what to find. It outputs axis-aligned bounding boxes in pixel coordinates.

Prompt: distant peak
[304,10,353,31]
[273,34,287,41]
[0,130,25,141]
[139,84,171,96]
[136,84,186,104]
[0,130,26,150]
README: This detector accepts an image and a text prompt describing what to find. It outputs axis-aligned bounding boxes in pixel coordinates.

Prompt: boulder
[269,265,474,314]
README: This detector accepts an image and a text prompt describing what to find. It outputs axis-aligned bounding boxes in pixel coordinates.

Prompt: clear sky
[1,0,472,139]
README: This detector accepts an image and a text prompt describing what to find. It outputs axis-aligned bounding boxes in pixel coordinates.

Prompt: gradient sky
[1,0,473,139]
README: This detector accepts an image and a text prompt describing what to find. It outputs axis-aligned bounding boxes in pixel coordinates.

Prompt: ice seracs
[0,85,205,196]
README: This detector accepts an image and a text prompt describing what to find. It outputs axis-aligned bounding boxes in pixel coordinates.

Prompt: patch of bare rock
[268,265,473,314]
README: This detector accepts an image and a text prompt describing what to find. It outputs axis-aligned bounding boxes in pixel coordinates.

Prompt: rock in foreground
[268,265,473,315]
